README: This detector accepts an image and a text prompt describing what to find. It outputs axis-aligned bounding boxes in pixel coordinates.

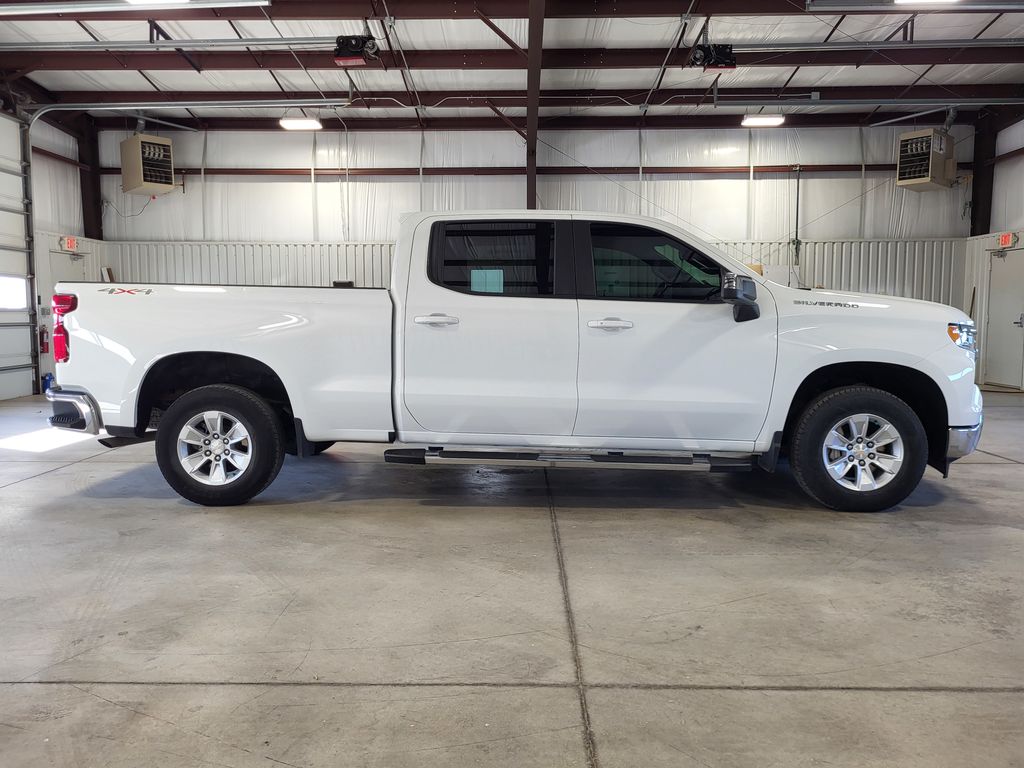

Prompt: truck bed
[54,282,396,442]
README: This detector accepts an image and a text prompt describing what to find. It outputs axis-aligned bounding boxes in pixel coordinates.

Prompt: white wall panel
[991,119,1024,233]
[101,175,205,241]
[991,155,1024,233]
[642,129,749,167]
[643,175,749,243]
[750,127,862,165]
[423,175,526,212]
[800,239,966,308]
[348,132,422,168]
[94,125,977,243]
[799,175,866,241]
[423,131,524,168]
[30,121,77,159]
[31,155,83,236]
[108,240,394,288]
[862,171,971,239]
[29,122,83,237]
[204,131,315,168]
[103,235,966,312]
[538,130,638,167]
[995,118,1024,155]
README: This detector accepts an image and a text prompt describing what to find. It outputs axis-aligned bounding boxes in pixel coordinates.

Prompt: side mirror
[721,273,760,322]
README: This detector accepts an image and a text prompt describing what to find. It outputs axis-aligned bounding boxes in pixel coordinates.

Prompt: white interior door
[0,114,33,399]
[985,249,1024,389]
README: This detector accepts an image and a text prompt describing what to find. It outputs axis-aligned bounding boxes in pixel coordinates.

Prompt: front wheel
[156,384,285,506]
[790,386,928,512]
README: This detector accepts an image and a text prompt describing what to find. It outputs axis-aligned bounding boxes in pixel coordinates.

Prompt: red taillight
[53,324,69,363]
[52,294,77,317]
[52,293,77,363]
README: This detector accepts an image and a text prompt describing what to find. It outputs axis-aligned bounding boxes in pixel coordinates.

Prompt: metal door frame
[984,243,1024,390]
[0,111,38,395]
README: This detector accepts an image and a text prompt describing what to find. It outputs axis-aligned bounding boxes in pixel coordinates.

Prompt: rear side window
[429,221,556,297]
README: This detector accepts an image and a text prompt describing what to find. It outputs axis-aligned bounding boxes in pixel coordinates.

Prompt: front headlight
[947,322,977,354]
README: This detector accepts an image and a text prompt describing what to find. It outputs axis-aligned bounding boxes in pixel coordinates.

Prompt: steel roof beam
[5,35,1022,54]
[86,111,978,131]
[6,0,1019,20]
[525,0,544,209]
[48,84,1024,107]
[5,44,1023,71]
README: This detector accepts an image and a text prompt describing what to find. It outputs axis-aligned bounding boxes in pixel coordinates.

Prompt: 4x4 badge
[97,288,153,295]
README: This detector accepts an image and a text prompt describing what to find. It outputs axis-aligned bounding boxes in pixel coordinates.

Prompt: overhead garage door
[0,114,35,399]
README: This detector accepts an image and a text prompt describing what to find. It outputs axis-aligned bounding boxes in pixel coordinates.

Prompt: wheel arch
[134,352,296,444]
[782,361,949,472]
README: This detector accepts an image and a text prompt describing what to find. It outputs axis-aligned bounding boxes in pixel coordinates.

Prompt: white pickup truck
[47,211,982,512]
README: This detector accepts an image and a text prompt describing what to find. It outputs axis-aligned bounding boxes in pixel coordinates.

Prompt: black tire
[790,386,928,513]
[155,384,285,506]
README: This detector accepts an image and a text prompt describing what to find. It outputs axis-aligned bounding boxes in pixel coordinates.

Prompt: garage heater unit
[895,128,955,191]
[120,133,175,195]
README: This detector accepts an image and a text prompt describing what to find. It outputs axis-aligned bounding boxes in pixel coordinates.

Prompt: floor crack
[544,468,599,768]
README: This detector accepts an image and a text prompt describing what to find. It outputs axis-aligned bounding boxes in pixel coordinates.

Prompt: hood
[764,281,972,324]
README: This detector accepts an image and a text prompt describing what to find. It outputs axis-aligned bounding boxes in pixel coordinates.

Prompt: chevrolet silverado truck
[46,211,982,512]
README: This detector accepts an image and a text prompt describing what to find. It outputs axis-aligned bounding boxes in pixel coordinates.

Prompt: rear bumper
[947,418,983,461]
[46,386,102,435]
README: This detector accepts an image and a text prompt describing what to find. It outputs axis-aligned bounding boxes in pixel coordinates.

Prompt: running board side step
[384,448,754,472]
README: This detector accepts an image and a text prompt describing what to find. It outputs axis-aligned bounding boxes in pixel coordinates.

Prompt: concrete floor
[0,394,1022,768]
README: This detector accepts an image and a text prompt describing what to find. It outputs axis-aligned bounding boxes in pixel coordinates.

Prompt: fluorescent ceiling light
[280,117,323,131]
[0,0,269,16]
[894,0,960,4]
[742,114,786,127]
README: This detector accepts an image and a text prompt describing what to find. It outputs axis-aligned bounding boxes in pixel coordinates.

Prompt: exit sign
[59,236,78,252]
[997,232,1019,249]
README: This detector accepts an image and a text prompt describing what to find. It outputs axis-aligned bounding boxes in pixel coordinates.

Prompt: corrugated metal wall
[109,241,395,288]
[102,237,966,308]
[717,238,966,308]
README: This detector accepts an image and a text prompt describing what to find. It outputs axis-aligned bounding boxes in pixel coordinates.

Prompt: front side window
[589,222,722,302]
[430,221,556,297]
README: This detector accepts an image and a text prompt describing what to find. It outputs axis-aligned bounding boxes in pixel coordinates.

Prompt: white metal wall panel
[102,237,965,307]
[717,238,965,308]
[800,239,966,308]
[109,241,396,288]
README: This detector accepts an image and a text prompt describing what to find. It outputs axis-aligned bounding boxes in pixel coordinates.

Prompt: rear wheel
[790,386,927,512]
[156,384,285,506]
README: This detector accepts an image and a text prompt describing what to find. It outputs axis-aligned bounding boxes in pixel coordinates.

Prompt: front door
[572,219,777,445]
[985,249,1024,390]
[402,217,579,437]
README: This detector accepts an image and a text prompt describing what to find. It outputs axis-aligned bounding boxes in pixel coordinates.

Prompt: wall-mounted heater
[896,128,956,191]
[120,133,175,195]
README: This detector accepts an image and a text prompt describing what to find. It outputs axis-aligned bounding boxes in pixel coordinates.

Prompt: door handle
[588,318,634,330]
[1014,314,1024,328]
[414,313,459,326]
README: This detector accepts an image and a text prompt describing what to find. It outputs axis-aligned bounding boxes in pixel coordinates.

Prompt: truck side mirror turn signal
[721,273,760,323]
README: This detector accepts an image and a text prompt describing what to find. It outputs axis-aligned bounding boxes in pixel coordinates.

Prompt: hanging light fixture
[741,114,786,127]
[279,117,323,131]
[0,0,270,16]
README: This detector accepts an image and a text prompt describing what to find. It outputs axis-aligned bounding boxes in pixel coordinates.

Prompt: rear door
[402,217,578,437]
[572,218,777,444]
